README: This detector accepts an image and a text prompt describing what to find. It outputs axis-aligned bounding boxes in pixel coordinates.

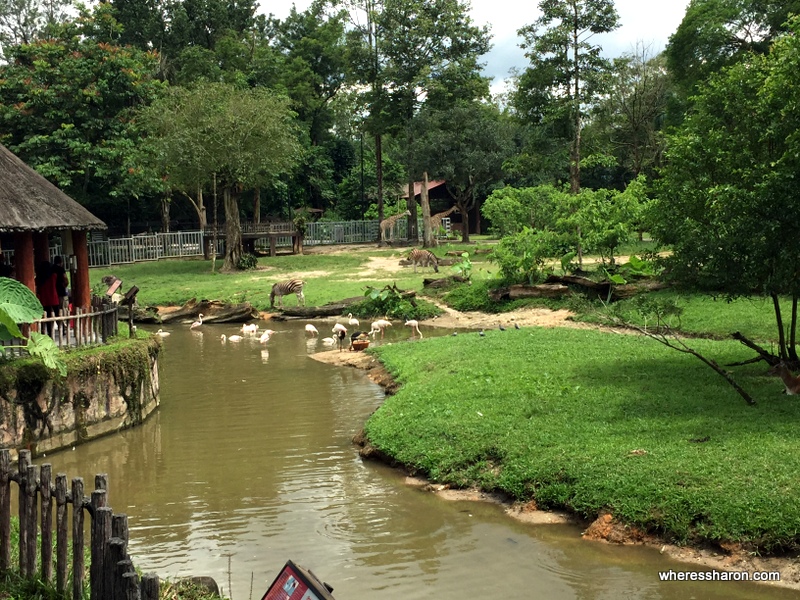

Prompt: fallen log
[158,298,259,324]
[544,275,669,301]
[278,297,363,318]
[423,275,470,288]
[118,304,161,324]
[489,284,572,301]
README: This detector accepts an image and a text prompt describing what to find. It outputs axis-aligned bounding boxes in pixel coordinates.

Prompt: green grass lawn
[90,241,499,309]
[367,327,799,550]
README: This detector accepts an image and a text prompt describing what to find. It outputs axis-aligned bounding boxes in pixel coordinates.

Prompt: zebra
[380,210,411,243]
[270,279,306,308]
[407,249,439,273]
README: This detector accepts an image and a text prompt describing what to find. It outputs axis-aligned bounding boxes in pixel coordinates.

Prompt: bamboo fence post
[95,474,108,502]
[112,514,128,549]
[124,570,142,600]
[55,474,68,594]
[17,450,29,574]
[106,535,126,600]
[72,478,85,600]
[90,492,108,600]
[40,463,53,582]
[114,557,134,600]
[140,573,159,600]
[0,450,10,571]
[24,464,38,578]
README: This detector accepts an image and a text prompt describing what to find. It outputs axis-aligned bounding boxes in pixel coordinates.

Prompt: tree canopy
[651,16,800,359]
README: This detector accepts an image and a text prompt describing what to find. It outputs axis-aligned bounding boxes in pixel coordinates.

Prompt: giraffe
[380,210,411,243]
[429,206,459,245]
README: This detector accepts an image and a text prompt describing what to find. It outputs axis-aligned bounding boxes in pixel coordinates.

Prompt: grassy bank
[366,327,798,551]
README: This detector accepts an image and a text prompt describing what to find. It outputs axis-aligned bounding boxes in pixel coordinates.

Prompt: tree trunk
[457,200,470,243]
[789,294,797,362]
[376,134,384,239]
[160,195,170,233]
[253,188,261,224]
[421,172,433,248]
[407,178,417,242]
[772,292,788,360]
[222,187,242,271]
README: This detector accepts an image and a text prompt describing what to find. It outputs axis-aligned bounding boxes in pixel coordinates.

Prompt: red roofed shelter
[0,143,106,312]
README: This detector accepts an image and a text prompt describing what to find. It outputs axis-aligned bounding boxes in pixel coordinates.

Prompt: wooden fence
[0,298,119,356]
[0,449,159,600]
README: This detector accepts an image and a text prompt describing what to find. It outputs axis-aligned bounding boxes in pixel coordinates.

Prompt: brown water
[39,321,797,600]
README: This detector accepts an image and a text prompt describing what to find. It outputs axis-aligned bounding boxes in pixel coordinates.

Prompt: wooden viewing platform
[204,222,302,256]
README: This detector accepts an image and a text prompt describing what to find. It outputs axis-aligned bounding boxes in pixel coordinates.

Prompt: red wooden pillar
[33,232,50,265]
[13,233,35,293]
[71,230,91,312]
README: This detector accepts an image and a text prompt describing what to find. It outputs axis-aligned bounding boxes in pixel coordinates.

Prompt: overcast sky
[258,0,690,93]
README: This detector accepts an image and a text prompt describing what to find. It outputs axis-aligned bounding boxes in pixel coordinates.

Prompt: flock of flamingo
[154,311,424,351]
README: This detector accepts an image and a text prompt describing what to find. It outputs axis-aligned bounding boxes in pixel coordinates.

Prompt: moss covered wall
[0,338,161,458]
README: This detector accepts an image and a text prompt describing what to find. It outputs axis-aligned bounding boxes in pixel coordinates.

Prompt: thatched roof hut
[0,144,106,233]
[0,143,106,310]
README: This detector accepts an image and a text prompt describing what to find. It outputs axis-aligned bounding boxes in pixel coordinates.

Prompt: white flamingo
[347,313,360,327]
[155,329,170,337]
[321,337,336,346]
[305,324,319,336]
[220,333,243,343]
[190,314,204,329]
[242,323,259,334]
[370,319,392,339]
[405,319,423,338]
[332,323,348,351]
[259,329,275,344]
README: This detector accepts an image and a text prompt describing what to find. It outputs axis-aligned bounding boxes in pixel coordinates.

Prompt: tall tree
[274,1,350,211]
[592,44,671,182]
[665,0,800,98]
[377,0,491,241]
[0,0,71,51]
[344,0,389,226]
[139,82,302,271]
[651,16,800,361]
[516,0,619,195]
[0,3,167,223]
[413,101,515,243]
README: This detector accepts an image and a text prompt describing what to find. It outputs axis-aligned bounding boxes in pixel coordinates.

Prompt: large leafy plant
[0,277,66,376]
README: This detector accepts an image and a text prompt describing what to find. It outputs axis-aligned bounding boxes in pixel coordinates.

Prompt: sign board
[262,560,335,600]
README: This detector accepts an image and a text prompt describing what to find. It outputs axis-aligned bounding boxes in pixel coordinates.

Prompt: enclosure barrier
[1,218,453,269]
[0,299,119,356]
[0,449,159,600]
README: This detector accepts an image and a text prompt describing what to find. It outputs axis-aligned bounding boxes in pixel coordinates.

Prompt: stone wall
[0,339,160,459]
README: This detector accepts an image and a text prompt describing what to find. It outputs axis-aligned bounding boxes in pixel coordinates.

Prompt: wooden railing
[0,298,119,356]
[0,449,159,600]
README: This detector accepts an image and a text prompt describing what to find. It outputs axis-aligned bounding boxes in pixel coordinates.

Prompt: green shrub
[236,253,259,270]
[489,228,566,284]
[351,285,442,320]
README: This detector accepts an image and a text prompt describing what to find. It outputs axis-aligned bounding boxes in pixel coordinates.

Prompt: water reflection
[35,320,796,600]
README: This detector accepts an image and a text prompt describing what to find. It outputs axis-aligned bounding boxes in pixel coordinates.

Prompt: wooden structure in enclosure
[0,143,107,313]
[204,222,302,257]
[0,298,119,355]
[0,449,160,600]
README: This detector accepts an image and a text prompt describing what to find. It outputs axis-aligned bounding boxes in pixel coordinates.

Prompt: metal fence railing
[1,218,456,270]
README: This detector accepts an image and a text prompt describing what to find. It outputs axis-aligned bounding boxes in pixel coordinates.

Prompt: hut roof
[401,179,447,199]
[0,143,107,233]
